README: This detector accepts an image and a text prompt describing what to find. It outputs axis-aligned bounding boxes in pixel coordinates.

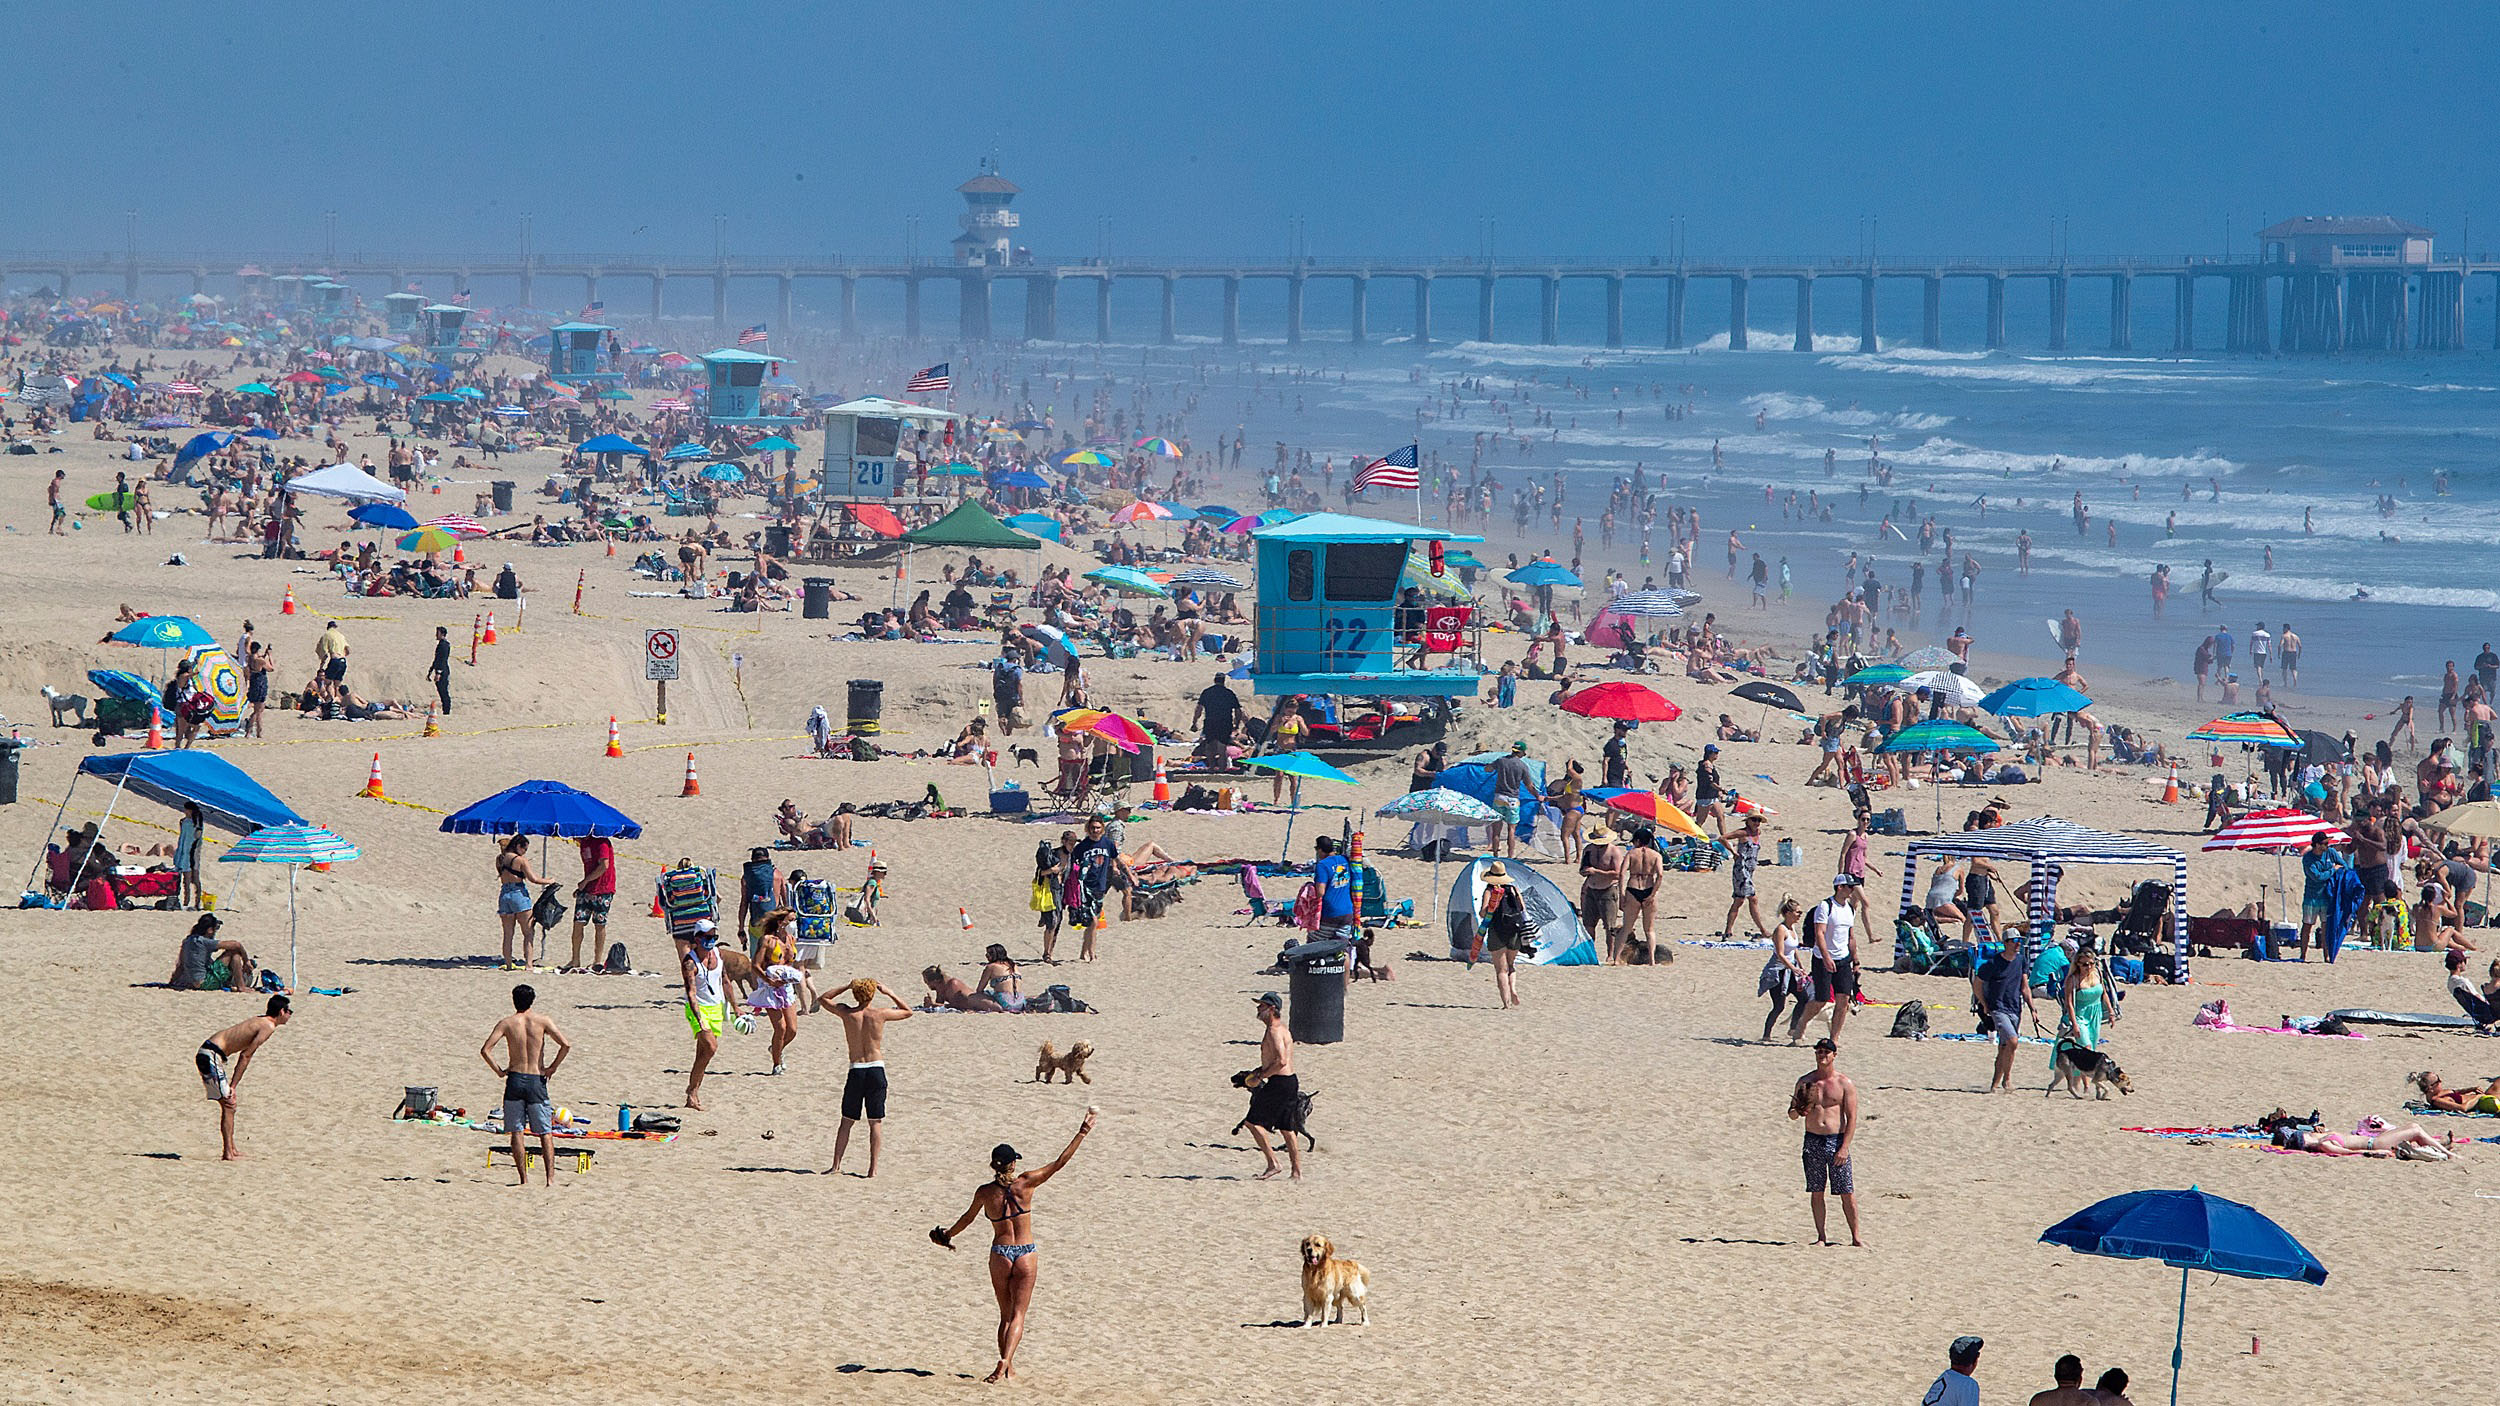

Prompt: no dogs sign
[643,628,681,681]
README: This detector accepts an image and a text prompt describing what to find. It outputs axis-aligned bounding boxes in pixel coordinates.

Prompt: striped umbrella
[218,823,361,990]
[2186,711,2300,748]
[1879,720,1996,753]
[1845,663,1914,687]
[1903,669,1987,707]
[1110,501,1175,524]
[2204,808,2348,852]
[1168,566,1248,590]
[1375,788,1503,919]
[1133,436,1182,458]
[1050,707,1152,753]
[423,514,488,536]
[1061,449,1117,467]
[1606,589,1696,616]
[1896,644,1960,671]
[397,526,460,553]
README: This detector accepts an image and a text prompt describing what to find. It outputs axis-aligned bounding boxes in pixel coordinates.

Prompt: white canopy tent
[280,463,407,504]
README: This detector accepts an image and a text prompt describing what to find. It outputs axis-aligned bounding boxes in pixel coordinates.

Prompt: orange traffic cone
[605,537,615,557]
[680,752,700,797]
[605,716,623,758]
[2162,763,2180,805]
[280,584,297,616]
[422,701,440,737]
[1152,758,1171,803]
[359,752,385,799]
[144,710,164,750]
[481,611,497,645]
[452,543,466,565]
[959,906,974,931]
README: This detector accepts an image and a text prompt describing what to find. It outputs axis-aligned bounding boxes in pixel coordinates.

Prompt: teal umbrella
[217,823,361,989]
[749,435,800,453]
[111,615,217,650]
[1245,752,1359,861]
[1879,720,2001,831]
[1084,565,1169,598]
[234,381,279,396]
[1844,663,1913,687]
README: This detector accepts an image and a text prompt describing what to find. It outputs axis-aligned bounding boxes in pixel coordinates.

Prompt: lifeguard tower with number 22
[1250,512,1484,699]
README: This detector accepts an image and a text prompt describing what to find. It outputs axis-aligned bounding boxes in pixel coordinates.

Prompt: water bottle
[616,1104,632,1132]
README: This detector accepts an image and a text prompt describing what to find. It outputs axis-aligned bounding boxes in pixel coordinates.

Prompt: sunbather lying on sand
[2271,1120,2458,1158]
[2410,1071,2500,1113]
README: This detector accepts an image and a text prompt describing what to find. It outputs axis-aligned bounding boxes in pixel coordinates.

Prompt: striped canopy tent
[1897,817,2189,976]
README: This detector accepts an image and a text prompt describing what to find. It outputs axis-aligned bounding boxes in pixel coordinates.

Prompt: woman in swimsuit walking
[934,1111,1097,1383]
[1620,823,1666,962]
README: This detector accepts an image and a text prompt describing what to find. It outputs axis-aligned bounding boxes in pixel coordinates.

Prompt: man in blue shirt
[2298,829,2345,961]
[1312,836,1356,939]
[2214,624,2237,678]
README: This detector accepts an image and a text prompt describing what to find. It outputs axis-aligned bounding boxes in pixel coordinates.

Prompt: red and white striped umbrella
[166,381,206,397]
[423,514,487,536]
[2202,807,2349,853]
[649,398,691,413]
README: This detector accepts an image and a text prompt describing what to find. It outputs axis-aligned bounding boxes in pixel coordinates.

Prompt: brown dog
[1034,1040,1094,1084]
[1299,1234,1369,1326]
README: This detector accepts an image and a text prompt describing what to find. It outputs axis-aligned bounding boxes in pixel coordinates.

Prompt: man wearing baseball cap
[1693,743,1728,839]
[1920,1335,1983,1405]
[1243,992,1302,1181]
[1489,740,1535,859]
[1786,873,1860,1045]
[680,920,727,1110]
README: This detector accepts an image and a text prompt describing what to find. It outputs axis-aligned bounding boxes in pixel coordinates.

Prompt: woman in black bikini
[933,1111,1096,1383]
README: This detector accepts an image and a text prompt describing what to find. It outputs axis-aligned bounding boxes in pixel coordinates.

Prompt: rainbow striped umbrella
[1051,707,1151,752]
[1061,448,1116,467]
[397,526,459,553]
[1133,436,1181,458]
[2186,711,2300,748]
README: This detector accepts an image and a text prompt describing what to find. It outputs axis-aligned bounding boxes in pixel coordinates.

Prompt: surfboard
[2044,618,2062,647]
[84,491,136,511]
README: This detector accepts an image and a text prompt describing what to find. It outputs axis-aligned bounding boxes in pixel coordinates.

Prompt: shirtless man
[480,984,573,1187]
[1243,992,1303,1181]
[197,996,291,1161]
[1786,1037,1861,1246]
[824,977,914,1177]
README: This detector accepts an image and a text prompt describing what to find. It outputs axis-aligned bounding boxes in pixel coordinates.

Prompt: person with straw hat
[1475,862,1530,1008]
[1578,820,1628,963]
[1719,812,1769,942]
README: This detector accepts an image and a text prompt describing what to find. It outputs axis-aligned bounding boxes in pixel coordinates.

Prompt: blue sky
[25,2,2496,261]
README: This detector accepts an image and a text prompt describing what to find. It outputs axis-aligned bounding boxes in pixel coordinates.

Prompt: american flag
[580,300,604,318]
[905,363,950,395]
[1353,443,1420,491]
[737,323,769,347]
[166,381,206,397]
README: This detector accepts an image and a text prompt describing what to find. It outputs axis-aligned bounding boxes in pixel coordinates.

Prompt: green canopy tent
[902,499,1044,551]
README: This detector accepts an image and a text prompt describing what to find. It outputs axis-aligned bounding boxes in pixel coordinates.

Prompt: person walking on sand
[1719,812,1768,942]
[824,976,914,1177]
[931,1111,1098,1384]
[1786,875,1861,1045]
[1972,936,2041,1093]
[47,468,67,535]
[1474,861,1530,1007]
[1786,1036,1861,1246]
[1243,992,1303,1181]
[680,920,727,1110]
[196,996,291,1161]
[480,984,572,1188]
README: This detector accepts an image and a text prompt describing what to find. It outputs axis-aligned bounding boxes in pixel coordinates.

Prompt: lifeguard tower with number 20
[1250,512,1485,700]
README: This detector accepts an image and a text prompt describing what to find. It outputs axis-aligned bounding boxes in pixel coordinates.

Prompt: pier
[10,249,2499,354]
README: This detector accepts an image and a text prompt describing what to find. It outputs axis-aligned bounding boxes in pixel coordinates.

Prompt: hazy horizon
[14,1,2497,262]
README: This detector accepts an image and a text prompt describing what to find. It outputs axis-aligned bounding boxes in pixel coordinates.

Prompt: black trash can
[0,736,21,806]
[1283,937,1352,1045]
[491,479,515,513]
[846,678,884,736]
[764,523,792,558]
[802,577,833,620]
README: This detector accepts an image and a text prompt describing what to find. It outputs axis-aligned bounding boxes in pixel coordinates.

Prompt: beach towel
[657,865,717,938]
[2320,862,2364,962]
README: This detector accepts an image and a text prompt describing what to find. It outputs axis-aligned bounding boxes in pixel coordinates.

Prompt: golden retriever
[1034,1040,1094,1084]
[1299,1234,1369,1326]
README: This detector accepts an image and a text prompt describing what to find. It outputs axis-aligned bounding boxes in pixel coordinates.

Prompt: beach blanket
[2407,1099,2500,1118]
[394,1113,677,1144]
[1925,1031,2055,1046]
[1678,937,1772,950]
[2194,1019,2367,1040]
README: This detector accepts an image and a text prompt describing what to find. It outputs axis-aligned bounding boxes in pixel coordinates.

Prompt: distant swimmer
[2352,588,2373,600]
[2305,506,2315,534]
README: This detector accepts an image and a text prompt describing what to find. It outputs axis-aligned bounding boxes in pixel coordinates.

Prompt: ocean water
[828,284,2500,704]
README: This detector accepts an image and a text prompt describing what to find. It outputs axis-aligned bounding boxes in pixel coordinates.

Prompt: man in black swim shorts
[1243,992,1303,1181]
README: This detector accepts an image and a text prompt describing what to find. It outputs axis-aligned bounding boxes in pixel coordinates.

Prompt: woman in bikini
[494,836,545,970]
[1620,822,1666,962]
[934,1112,1097,1383]
[2272,1120,2456,1159]
[747,911,805,1073]
[978,943,1027,1012]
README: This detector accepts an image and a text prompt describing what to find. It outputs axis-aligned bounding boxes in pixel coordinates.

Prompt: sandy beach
[3,343,2495,1406]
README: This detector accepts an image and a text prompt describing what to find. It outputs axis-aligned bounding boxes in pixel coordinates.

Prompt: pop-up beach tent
[24,751,308,895]
[1443,853,1598,966]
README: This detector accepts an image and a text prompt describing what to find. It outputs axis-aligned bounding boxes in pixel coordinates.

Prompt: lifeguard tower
[421,303,474,361]
[308,280,349,314]
[697,347,800,427]
[548,322,618,382]
[382,292,425,336]
[1249,512,1486,699]
[270,274,305,308]
[820,395,962,501]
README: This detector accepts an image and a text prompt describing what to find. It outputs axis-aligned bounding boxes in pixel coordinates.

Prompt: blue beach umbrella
[997,470,1051,490]
[174,430,236,466]
[1878,720,1996,754]
[697,461,746,482]
[348,503,420,530]
[441,779,643,839]
[575,433,649,456]
[1004,513,1062,542]
[111,615,217,650]
[2041,1186,2324,1405]
[1980,677,2094,717]
[241,427,283,439]
[1083,565,1169,597]
[749,435,801,453]
[1506,561,1582,588]
[664,442,713,462]
[1195,504,1240,522]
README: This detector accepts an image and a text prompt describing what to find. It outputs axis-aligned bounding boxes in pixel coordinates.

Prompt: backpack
[1888,999,1929,1039]
[600,941,630,974]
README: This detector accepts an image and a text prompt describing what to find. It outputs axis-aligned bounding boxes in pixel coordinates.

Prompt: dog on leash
[1034,1040,1094,1084]
[1299,1235,1369,1326]
[42,687,87,728]
[1011,746,1041,769]
[2046,1038,2134,1099]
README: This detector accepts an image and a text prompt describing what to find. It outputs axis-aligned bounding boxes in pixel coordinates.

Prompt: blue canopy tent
[1438,753,1553,853]
[26,751,308,897]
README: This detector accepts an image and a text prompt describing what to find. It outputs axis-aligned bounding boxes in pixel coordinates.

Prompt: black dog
[1011,746,1041,768]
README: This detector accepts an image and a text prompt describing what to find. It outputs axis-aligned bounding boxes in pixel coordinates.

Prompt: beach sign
[643,629,680,681]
